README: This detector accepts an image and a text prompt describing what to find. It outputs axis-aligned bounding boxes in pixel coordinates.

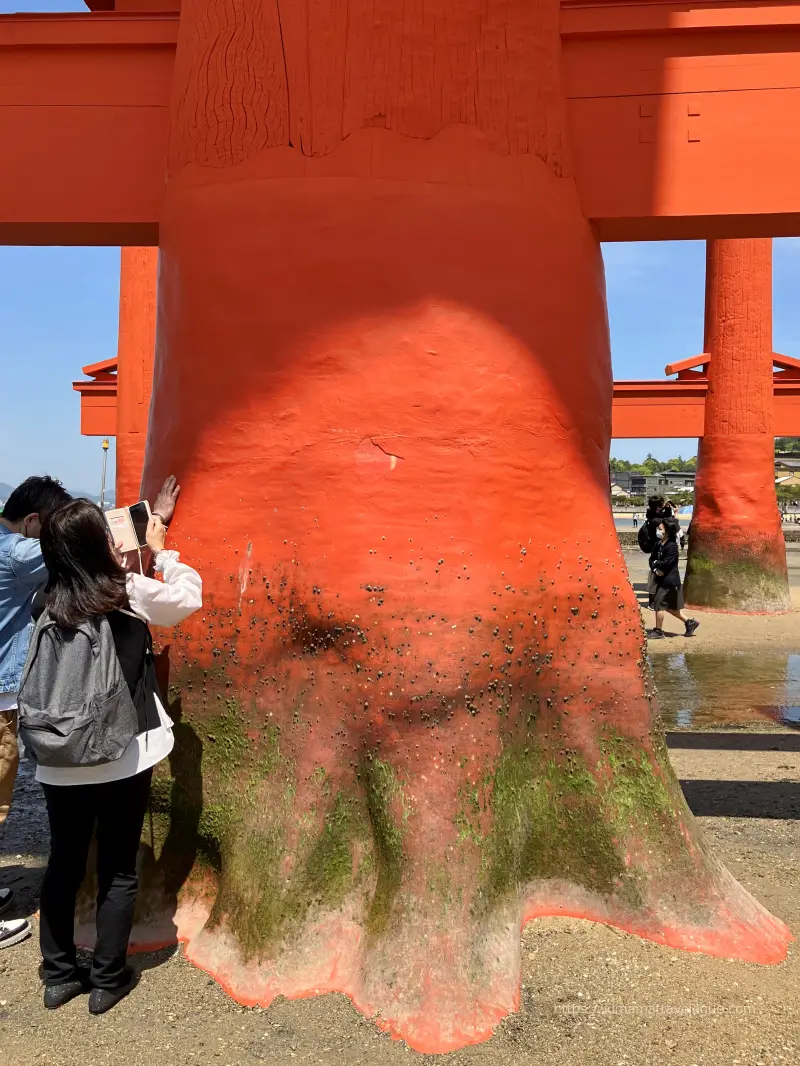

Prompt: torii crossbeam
[612,356,800,438]
[4,2,800,242]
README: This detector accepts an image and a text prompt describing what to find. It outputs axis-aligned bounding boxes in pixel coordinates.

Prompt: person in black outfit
[644,495,672,607]
[647,517,699,639]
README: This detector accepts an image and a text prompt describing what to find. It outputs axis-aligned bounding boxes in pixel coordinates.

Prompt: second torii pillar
[685,239,790,612]
[116,247,158,508]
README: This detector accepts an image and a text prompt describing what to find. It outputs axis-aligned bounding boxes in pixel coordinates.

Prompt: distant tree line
[609,454,697,475]
[612,439,800,471]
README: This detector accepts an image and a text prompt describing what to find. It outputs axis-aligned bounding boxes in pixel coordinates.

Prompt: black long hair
[40,499,129,628]
[661,516,681,541]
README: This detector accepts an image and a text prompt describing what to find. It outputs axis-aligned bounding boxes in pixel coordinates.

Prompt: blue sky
[2,1,800,488]
[605,238,800,463]
[2,0,86,9]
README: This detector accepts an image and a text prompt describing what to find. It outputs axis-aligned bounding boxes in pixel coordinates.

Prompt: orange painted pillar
[137,3,789,1051]
[685,240,789,611]
[115,247,158,507]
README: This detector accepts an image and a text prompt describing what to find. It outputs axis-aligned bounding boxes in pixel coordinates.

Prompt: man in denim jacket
[0,476,71,948]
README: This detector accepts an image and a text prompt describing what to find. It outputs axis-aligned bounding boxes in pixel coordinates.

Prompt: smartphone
[128,502,151,548]
[105,501,152,553]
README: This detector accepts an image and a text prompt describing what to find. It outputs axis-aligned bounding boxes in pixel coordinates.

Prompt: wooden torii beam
[562,0,800,239]
[611,353,800,438]
[0,12,175,245]
[5,2,800,243]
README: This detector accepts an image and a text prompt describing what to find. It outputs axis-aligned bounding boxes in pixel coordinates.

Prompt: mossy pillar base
[128,4,795,1052]
[685,239,789,613]
[686,436,790,611]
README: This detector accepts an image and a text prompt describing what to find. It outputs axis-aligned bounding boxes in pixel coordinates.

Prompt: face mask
[656,528,665,539]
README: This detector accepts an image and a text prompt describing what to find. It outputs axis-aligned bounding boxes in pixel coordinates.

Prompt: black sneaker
[0,887,13,915]
[44,968,91,1010]
[647,628,666,639]
[88,969,139,1016]
[684,619,700,637]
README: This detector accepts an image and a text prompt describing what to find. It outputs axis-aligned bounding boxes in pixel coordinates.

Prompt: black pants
[39,768,152,988]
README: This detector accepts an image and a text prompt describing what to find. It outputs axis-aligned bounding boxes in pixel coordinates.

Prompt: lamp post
[99,438,110,509]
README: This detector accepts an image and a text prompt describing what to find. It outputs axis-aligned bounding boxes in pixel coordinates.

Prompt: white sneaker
[0,918,31,949]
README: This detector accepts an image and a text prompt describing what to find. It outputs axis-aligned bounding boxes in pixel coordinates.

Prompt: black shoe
[685,619,700,637]
[647,628,666,639]
[88,969,139,1016]
[44,968,91,1010]
[0,887,13,916]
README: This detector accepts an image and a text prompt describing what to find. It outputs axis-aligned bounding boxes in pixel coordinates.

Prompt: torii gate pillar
[116,247,157,507]
[131,1,790,1050]
[685,240,790,612]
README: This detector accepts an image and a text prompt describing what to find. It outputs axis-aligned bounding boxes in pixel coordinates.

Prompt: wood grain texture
[169,0,569,169]
[170,0,290,169]
[704,238,774,436]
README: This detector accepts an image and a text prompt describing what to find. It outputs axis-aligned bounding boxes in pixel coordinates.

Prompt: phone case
[105,501,151,552]
[105,507,139,553]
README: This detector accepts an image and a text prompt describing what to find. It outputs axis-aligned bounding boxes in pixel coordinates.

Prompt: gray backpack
[17,609,140,768]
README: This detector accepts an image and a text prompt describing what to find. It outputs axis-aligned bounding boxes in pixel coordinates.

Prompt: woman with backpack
[18,498,201,1014]
[647,516,699,640]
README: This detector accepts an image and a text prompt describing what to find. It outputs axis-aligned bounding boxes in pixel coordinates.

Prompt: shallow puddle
[649,652,800,730]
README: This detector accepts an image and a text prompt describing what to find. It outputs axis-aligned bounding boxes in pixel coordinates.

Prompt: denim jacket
[0,526,48,695]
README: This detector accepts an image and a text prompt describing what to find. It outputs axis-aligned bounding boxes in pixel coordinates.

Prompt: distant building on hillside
[611,470,695,497]
[660,470,697,492]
